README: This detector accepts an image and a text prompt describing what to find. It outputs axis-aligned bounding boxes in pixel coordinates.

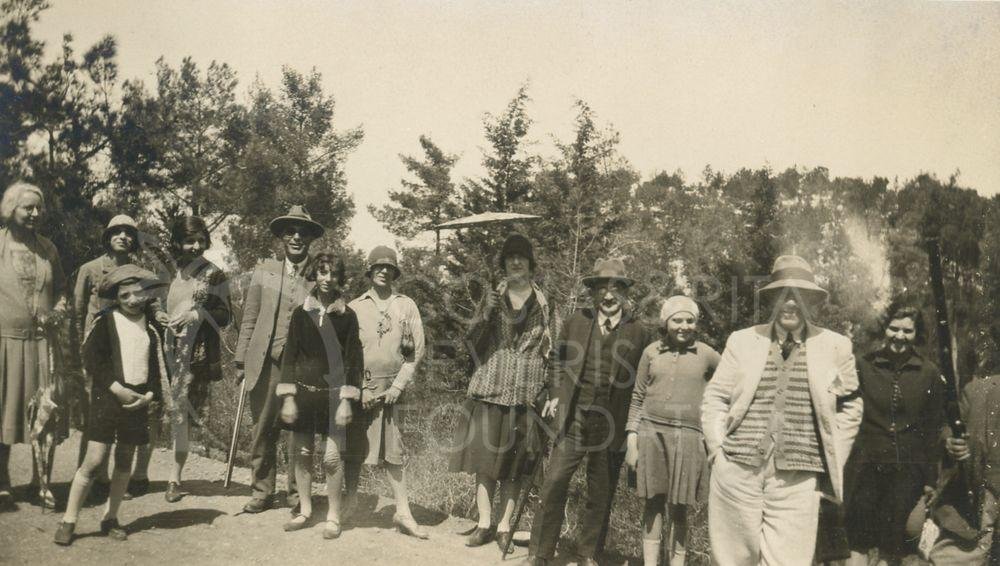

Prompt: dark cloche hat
[269,204,325,239]
[98,264,161,299]
[498,233,535,270]
[366,245,400,279]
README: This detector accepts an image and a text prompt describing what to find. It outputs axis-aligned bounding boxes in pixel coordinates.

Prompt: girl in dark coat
[844,304,945,565]
[54,265,167,546]
[277,251,363,539]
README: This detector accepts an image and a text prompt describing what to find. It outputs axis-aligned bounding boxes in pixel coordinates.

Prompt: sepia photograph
[1,1,999,564]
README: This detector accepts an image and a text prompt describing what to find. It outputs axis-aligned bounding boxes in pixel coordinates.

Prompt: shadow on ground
[126,508,228,533]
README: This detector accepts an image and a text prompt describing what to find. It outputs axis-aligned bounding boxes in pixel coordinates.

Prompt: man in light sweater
[701,255,863,565]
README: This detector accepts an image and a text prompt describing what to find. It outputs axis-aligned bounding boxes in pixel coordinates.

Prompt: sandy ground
[0,432,554,566]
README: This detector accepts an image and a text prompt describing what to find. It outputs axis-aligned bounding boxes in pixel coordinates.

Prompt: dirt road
[0,432,550,565]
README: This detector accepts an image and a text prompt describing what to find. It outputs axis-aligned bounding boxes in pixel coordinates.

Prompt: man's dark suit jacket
[545,307,651,452]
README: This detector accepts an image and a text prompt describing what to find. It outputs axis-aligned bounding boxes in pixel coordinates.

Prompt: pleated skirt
[636,419,709,504]
[448,399,542,481]
[0,337,51,445]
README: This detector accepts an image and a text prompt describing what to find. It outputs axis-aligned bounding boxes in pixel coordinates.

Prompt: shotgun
[925,236,966,438]
[925,235,979,526]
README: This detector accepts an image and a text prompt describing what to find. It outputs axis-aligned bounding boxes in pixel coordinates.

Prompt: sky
[32,1,1000,249]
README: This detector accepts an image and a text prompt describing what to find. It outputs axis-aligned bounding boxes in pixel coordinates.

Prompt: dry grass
[184,355,711,564]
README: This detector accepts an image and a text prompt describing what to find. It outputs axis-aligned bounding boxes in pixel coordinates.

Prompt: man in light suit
[701,255,863,565]
[235,205,322,513]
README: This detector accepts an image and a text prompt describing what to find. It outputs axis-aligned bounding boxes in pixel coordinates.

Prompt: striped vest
[722,342,825,472]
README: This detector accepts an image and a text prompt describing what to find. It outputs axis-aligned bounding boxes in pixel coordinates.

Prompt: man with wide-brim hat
[701,255,862,565]
[235,204,323,513]
[268,205,325,240]
[523,257,651,566]
[346,245,428,538]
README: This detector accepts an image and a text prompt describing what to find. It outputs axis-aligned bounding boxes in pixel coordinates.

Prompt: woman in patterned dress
[0,181,68,508]
[449,233,557,552]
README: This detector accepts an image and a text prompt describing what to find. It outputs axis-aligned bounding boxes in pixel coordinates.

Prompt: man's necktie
[603,318,614,335]
[781,332,795,360]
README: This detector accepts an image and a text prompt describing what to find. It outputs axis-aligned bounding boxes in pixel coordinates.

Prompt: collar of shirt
[771,321,807,345]
[657,339,698,354]
[358,287,399,304]
[598,311,622,331]
[285,257,306,276]
[872,347,923,369]
[304,294,346,316]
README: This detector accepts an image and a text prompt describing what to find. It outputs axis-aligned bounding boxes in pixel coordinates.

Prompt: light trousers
[708,452,820,566]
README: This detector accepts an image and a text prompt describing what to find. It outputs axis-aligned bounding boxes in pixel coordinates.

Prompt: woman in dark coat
[844,304,945,565]
[448,234,557,551]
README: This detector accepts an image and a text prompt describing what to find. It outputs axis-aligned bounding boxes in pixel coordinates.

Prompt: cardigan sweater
[626,340,720,433]
[83,309,166,411]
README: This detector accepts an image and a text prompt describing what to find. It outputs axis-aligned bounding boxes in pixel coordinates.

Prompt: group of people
[0,178,997,565]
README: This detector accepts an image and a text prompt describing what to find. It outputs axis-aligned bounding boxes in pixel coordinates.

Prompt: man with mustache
[235,205,322,514]
[522,258,651,566]
[701,255,863,565]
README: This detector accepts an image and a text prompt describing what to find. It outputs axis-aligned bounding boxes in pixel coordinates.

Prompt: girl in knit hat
[624,295,720,566]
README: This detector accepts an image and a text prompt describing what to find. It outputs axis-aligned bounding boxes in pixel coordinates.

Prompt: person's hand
[122,391,154,412]
[280,396,298,425]
[625,433,639,470]
[335,399,353,427]
[383,386,402,405]
[113,385,144,406]
[234,366,245,384]
[153,310,170,326]
[945,435,970,461]
[340,385,361,401]
[169,309,199,331]
[541,397,559,419]
[482,288,501,316]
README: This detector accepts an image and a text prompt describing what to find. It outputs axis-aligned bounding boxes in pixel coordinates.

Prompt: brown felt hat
[757,255,829,305]
[581,258,634,288]
[269,205,324,239]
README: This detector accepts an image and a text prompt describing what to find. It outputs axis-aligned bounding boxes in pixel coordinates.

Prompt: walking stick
[224,378,248,488]
[502,407,548,559]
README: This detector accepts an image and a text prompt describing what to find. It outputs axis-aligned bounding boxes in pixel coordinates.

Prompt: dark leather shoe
[242,497,273,514]
[496,530,513,553]
[165,481,186,503]
[53,521,75,545]
[100,518,128,541]
[465,526,495,547]
[519,555,547,566]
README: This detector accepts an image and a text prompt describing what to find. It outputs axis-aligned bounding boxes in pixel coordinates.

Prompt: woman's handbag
[814,495,851,562]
